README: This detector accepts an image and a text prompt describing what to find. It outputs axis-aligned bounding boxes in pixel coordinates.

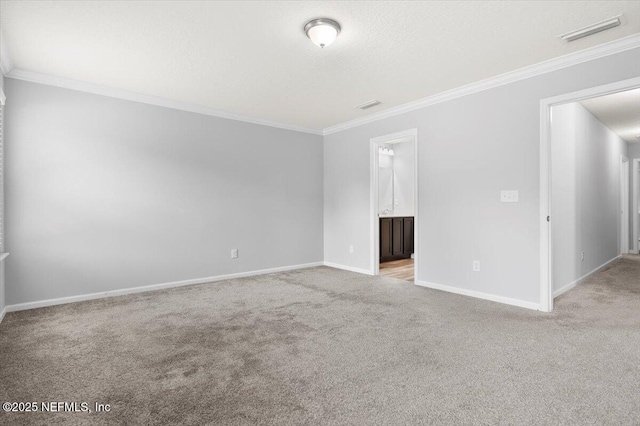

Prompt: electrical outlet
[349,245,354,254]
[473,260,480,272]
[231,249,238,259]
[500,190,519,203]
[581,251,584,262]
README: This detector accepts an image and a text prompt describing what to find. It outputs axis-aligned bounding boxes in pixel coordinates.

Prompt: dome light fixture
[304,18,341,48]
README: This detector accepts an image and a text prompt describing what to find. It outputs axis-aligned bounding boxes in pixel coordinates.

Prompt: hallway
[555,254,640,315]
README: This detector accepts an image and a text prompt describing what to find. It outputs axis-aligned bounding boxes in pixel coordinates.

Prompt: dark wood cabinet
[403,217,414,255]
[380,218,392,260]
[380,216,414,263]
[392,218,403,256]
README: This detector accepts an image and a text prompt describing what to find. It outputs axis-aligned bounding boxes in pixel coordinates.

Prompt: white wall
[377,141,415,217]
[551,102,628,295]
[391,141,415,217]
[5,79,324,305]
[630,143,640,250]
[550,103,579,293]
[629,144,640,158]
[378,152,393,213]
[324,47,640,306]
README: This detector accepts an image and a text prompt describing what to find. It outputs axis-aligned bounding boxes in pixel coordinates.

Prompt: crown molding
[3,32,639,136]
[0,32,14,76]
[322,33,640,135]
[4,68,323,135]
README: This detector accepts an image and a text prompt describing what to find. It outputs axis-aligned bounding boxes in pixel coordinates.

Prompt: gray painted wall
[324,47,640,306]
[5,79,324,305]
[0,262,4,316]
[0,71,5,315]
[551,102,627,294]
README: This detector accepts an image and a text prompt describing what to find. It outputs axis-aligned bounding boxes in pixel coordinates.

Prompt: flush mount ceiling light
[558,15,622,42]
[304,18,341,48]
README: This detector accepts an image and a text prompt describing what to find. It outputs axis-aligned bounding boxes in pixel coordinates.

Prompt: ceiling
[581,88,640,144]
[1,1,639,132]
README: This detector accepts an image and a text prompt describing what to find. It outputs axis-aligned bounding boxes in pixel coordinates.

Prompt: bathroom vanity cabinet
[380,216,414,263]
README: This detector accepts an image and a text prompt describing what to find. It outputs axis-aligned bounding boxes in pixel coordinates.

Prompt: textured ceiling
[581,88,640,144]
[1,1,639,131]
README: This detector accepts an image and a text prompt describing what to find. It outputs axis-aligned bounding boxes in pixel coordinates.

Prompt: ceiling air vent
[558,15,622,42]
[355,100,381,110]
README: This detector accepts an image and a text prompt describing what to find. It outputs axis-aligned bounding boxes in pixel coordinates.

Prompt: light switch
[500,190,519,203]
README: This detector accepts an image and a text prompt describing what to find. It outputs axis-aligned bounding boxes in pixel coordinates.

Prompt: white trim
[370,138,380,276]
[4,69,322,136]
[0,253,9,262]
[3,33,638,137]
[539,76,640,313]
[0,88,5,106]
[323,261,373,276]
[539,99,552,312]
[4,261,323,313]
[621,155,630,255]
[415,280,541,311]
[413,130,419,283]
[0,306,6,324]
[323,33,640,135]
[0,32,14,76]
[633,158,640,255]
[553,255,621,298]
[369,129,418,280]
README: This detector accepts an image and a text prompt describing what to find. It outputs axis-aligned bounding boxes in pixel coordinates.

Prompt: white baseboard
[415,280,541,311]
[0,306,6,324]
[323,262,373,276]
[629,250,639,255]
[4,261,324,313]
[553,255,620,298]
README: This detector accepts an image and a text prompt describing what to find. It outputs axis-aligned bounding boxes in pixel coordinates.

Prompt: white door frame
[633,158,640,254]
[370,128,418,282]
[621,156,630,255]
[539,76,640,313]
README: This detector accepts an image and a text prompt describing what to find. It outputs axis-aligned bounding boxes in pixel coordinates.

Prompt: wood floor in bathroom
[379,258,414,282]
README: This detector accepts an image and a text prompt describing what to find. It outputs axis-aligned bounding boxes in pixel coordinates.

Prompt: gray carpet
[1,256,640,425]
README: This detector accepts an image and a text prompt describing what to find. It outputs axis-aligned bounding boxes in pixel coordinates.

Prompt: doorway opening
[370,129,418,283]
[540,77,640,312]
